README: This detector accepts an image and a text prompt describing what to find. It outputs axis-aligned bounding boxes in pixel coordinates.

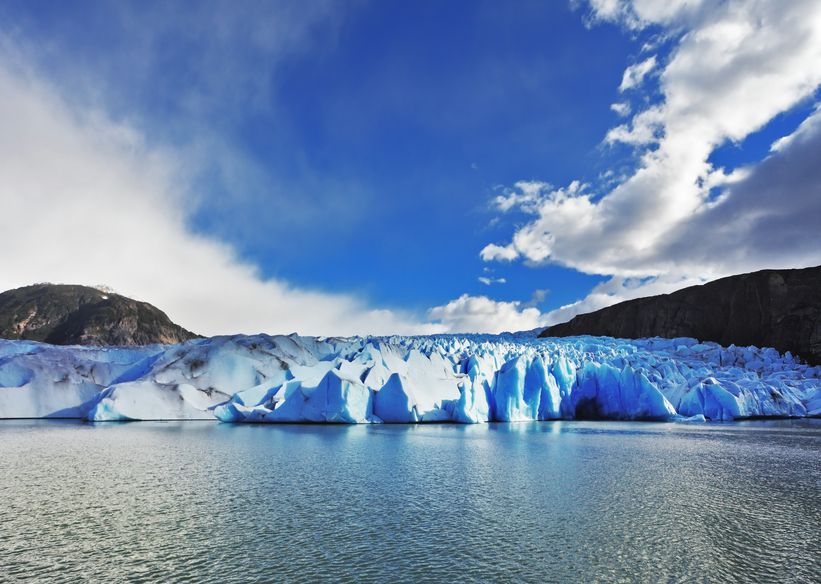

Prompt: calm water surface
[0,420,819,583]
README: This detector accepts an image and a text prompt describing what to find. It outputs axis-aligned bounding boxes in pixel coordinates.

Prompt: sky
[0,0,819,336]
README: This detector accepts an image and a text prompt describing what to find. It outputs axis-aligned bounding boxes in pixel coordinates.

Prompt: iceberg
[0,333,818,423]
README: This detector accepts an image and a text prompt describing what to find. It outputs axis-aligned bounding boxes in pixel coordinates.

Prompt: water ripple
[0,420,819,583]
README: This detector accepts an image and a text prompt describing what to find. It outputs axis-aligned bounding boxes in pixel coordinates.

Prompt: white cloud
[428,295,547,334]
[478,0,821,328]
[3,2,376,258]
[586,0,706,29]
[0,47,443,337]
[492,180,553,213]
[485,0,821,283]
[604,105,664,144]
[479,243,520,262]
[478,277,507,286]
[618,55,656,91]
[654,104,821,275]
[610,101,631,116]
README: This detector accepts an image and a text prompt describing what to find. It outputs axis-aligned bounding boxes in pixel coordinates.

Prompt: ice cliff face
[0,334,818,423]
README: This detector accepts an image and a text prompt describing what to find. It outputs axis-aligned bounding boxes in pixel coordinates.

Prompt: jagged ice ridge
[0,334,819,423]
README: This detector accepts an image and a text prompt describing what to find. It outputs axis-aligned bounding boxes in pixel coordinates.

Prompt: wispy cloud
[610,101,631,116]
[3,1,373,255]
[478,277,507,286]
[0,43,441,337]
[618,55,656,92]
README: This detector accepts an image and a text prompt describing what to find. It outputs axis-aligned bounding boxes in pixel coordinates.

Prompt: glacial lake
[1,420,819,583]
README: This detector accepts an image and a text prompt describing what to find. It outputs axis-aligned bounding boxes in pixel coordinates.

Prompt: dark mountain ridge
[0,284,199,346]
[540,266,821,365]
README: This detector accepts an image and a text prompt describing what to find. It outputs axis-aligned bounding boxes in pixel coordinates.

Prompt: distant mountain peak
[0,283,199,346]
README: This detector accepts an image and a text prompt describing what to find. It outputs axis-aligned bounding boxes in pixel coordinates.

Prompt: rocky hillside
[540,266,821,365]
[0,284,199,346]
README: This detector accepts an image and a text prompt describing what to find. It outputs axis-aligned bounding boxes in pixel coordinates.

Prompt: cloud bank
[480,0,821,324]
[427,295,546,334]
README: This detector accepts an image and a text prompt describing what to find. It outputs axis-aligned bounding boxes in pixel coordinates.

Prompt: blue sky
[1,1,820,335]
[189,1,621,308]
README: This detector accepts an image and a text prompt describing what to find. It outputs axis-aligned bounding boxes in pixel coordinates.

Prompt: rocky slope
[540,266,821,365]
[0,284,198,346]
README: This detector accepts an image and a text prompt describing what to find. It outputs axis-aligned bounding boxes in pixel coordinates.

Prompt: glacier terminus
[1,333,818,424]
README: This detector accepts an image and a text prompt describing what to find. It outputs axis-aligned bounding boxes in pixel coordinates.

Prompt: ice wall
[0,333,818,423]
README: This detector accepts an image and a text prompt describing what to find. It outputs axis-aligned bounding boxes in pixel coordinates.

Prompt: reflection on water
[1,420,819,583]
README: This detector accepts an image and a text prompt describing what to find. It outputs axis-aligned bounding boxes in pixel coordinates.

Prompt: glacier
[0,333,818,423]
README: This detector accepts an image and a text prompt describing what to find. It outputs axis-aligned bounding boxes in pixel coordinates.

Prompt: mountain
[540,266,821,365]
[0,284,199,346]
